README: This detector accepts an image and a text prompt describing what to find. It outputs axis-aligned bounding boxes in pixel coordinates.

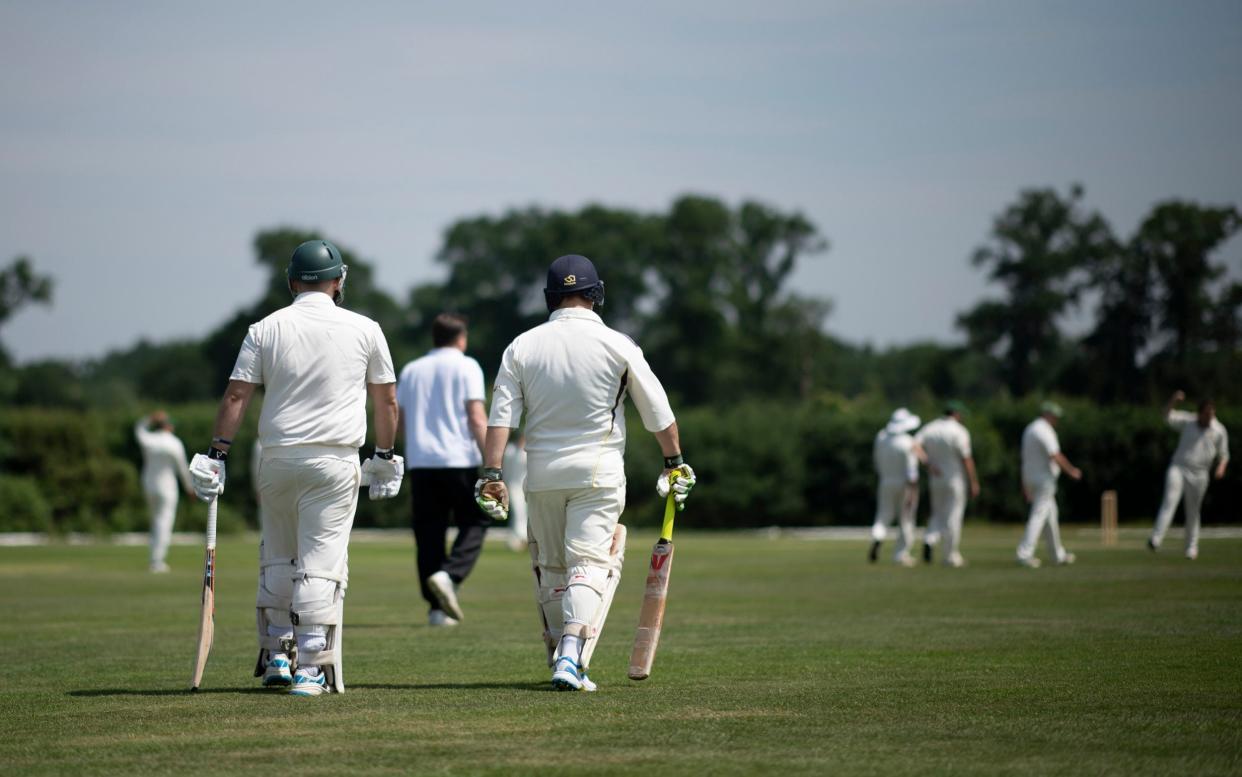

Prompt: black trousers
[409,468,491,610]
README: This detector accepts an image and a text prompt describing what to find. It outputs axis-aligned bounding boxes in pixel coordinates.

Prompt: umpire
[397,313,490,626]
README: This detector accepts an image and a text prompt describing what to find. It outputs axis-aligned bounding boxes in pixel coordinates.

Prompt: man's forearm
[211,381,257,449]
[654,422,681,459]
[369,383,399,450]
[482,426,512,470]
[466,400,488,455]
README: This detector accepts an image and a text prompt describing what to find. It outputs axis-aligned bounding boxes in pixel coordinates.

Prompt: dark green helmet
[288,240,345,283]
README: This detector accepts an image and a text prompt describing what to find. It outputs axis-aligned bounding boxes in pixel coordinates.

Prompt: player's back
[917,417,968,480]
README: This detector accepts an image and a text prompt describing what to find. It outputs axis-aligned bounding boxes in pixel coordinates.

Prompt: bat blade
[189,499,218,691]
[627,539,674,680]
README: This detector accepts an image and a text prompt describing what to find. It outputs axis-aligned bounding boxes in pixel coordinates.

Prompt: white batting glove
[361,454,404,500]
[656,464,696,511]
[474,476,509,521]
[189,453,226,502]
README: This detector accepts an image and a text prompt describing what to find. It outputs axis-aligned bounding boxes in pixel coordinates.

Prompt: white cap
[886,407,921,434]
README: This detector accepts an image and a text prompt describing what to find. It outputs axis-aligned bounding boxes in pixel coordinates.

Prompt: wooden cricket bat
[189,497,218,691]
[628,485,679,681]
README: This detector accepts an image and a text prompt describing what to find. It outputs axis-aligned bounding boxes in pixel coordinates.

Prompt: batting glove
[656,464,696,511]
[189,453,226,502]
[361,454,405,500]
[474,478,509,521]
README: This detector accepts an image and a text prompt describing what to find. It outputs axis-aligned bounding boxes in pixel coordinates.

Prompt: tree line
[1,185,1239,411]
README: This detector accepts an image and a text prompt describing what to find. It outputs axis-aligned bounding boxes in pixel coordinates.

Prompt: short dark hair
[431,313,468,347]
[1198,398,1215,413]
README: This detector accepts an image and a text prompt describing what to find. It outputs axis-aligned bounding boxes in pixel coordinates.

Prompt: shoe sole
[289,684,328,696]
[428,574,464,621]
[551,672,582,692]
[263,674,292,688]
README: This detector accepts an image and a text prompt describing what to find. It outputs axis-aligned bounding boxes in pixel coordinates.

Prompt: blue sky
[2,1,1240,362]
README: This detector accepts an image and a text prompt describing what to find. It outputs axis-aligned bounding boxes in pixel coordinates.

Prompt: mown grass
[1,526,1239,776]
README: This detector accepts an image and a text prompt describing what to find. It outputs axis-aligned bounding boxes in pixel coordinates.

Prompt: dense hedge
[1,398,1236,533]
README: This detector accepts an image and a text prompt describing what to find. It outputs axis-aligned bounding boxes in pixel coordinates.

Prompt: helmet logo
[563,275,576,286]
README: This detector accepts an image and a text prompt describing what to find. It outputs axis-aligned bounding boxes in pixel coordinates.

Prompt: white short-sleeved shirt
[1021,416,1062,484]
[396,347,486,469]
[915,417,973,482]
[134,422,192,495]
[488,308,676,492]
[1168,410,1229,472]
[230,292,395,455]
[874,430,918,485]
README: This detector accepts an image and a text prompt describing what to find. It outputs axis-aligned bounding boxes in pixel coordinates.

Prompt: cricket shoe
[1056,552,1076,566]
[867,541,880,563]
[551,656,585,692]
[943,553,967,568]
[427,571,464,621]
[1185,548,1199,561]
[289,668,328,697]
[428,609,459,627]
[895,554,917,568]
[262,654,293,688]
[1017,556,1041,569]
[922,542,933,564]
[1146,538,1158,552]
[149,561,171,574]
[578,668,598,693]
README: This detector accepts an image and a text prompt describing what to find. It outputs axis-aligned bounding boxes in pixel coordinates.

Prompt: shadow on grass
[68,682,552,697]
[68,688,272,697]
[350,682,553,692]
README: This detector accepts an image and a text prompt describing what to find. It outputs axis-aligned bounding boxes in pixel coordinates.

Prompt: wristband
[211,437,233,447]
[481,467,503,482]
[207,446,229,461]
[663,454,684,469]
[374,447,394,460]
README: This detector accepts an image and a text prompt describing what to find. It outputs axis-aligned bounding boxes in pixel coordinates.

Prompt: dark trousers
[409,468,490,610]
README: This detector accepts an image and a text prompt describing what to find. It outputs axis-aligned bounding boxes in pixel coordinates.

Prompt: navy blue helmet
[544,254,605,313]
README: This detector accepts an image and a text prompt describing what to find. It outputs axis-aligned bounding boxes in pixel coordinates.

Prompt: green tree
[0,256,54,365]
[957,185,1118,397]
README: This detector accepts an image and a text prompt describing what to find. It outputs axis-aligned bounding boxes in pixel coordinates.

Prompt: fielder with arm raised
[134,410,194,573]
[1148,391,1229,560]
[188,240,403,697]
[915,401,980,567]
[1016,401,1082,568]
[868,408,924,567]
[475,254,696,693]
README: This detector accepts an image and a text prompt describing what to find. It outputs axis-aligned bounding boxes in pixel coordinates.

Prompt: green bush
[0,475,52,532]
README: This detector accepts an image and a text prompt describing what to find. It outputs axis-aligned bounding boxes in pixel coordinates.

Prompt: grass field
[2,525,1240,776]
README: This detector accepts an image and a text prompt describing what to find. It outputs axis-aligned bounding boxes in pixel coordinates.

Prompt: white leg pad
[253,556,296,676]
[290,567,348,693]
[528,540,561,666]
[576,524,626,669]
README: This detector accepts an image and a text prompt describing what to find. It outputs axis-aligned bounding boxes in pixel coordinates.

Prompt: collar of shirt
[428,347,462,357]
[549,308,603,324]
[293,291,335,307]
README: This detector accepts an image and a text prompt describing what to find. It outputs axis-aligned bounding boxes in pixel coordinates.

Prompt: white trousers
[145,487,178,567]
[527,486,624,627]
[256,456,359,633]
[870,481,917,561]
[509,479,529,545]
[1151,465,1210,555]
[1017,478,1068,562]
[925,476,966,561]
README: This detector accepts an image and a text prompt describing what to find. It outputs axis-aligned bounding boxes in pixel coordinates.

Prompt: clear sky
[2,0,1240,363]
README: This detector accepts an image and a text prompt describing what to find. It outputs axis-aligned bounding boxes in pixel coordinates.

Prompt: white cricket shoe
[1185,547,1199,560]
[427,571,464,621]
[578,669,598,693]
[289,668,328,697]
[1017,556,1042,568]
[428,609,459,627]
[943,553,967,568]
[1057,552,1077,566]
[262,653,293,687]
[149,561,171,574]
[551,656,584,692]
[895,554,917,568]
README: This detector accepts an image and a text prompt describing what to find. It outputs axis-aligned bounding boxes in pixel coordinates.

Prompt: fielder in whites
[868,408,925,566]
[189,240,403,697]
[1016,402,1082,568]
[134,410,194,573]
[915,402,980,567]
[1148,391,1229,560]
[475,254,696,692]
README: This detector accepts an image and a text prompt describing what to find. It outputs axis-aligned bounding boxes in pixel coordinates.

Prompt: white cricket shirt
[230,292,396,455]
[134,422,192,495]
[1168,410,1229,472]
[488,308,676,492]
[1021,416,1061,484]
[873,430,918,485]
[396,347,486,469]
[915,417,973,482]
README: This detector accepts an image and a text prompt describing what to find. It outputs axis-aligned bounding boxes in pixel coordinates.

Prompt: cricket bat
[189,497,218,692]
[627,482,679,681]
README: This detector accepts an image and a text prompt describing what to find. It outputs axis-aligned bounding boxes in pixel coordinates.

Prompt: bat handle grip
[205,498,218,550]
[660,472,679,541]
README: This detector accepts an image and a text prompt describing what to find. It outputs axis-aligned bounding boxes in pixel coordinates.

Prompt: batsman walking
[189,239,403,697]
[475,254,696,692]
[915,402,980,567]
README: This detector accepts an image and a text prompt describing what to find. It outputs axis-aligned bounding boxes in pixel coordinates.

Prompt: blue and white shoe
[289,668,328,697]
[551,656,585,692]
[262,654,293,688]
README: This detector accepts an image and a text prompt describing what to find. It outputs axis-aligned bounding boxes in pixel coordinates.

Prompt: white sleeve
[905,441,919,482]
[465,357,486,402]
[1167,409,1195,430]
[1041,425,1061,457]
[488,343,524,428]
[230,325,264,384]
[1218,424,1230,464]
[957,428,973,459]
[173,438,193,491]
[367,323,396,384]
[624,342,676,433]
[133,418,155,449]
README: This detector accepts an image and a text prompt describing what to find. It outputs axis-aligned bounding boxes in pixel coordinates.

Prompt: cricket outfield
[1,526,1239,776]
